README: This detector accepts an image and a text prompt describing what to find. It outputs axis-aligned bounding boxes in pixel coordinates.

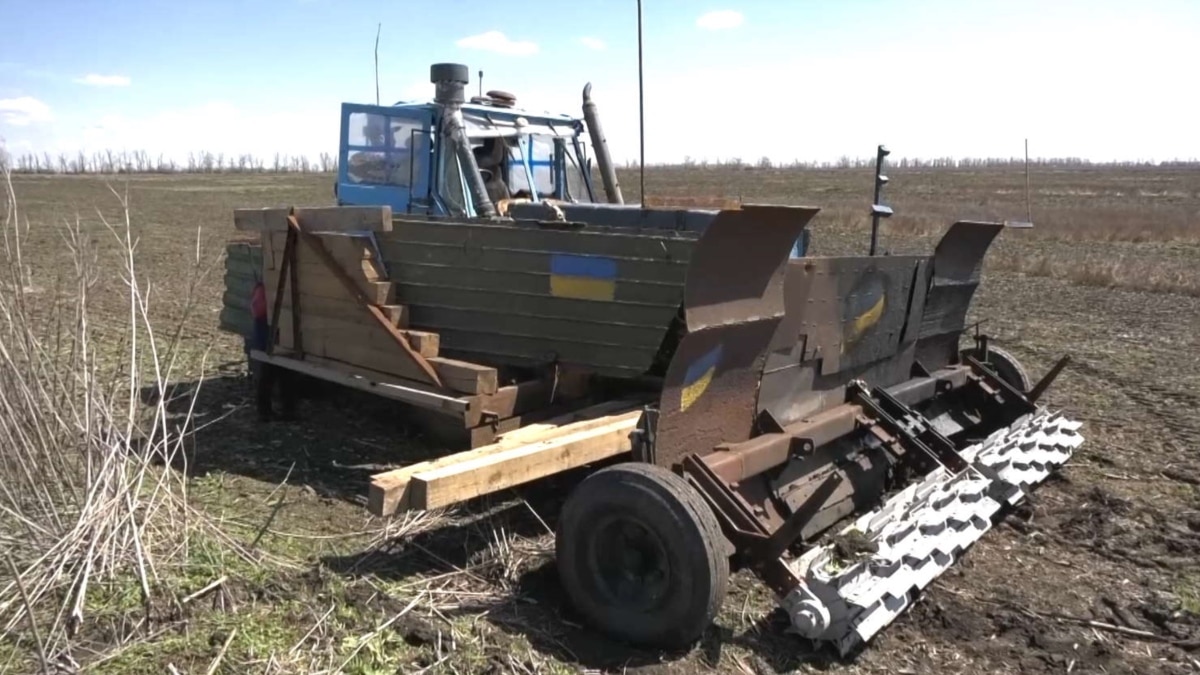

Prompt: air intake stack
[431,63,469,106]
[430,63,496,218]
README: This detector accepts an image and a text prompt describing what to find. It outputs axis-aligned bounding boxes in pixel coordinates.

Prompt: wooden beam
[275,311,428,358]
[408,416,636,509]
[265,258,394,304]
[368,403,641,516]
[293,206,393,233]
[287,215,441,387]
[490,398,640,446]
[427,357,498,395]
[274,295,407,328]
[234,207,290,232]
[251,350,468,415]
[417,412,524,449]
[279,328,436,382]
[400,330,440,358]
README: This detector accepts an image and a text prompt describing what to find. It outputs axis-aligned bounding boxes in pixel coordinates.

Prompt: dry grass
[991,250,1200,297]
[0,165,1197,674]
[0,170,258,672]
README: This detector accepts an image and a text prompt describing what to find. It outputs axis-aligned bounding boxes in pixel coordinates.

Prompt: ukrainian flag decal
[680,343,723,412]
[549,254,617,301]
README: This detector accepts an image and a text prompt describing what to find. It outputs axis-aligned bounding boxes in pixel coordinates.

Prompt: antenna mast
[1025,137,1031,223]
[637,0,646,203]
[374,23,381,105]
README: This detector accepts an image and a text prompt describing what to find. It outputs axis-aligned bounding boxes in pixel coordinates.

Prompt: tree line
[1,147,1195,174]
[0,149,339,174]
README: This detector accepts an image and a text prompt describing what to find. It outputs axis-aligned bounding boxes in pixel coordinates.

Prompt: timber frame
[231,204,654,512]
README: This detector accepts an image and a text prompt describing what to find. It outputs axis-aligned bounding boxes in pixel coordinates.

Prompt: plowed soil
[6,165,1199,674]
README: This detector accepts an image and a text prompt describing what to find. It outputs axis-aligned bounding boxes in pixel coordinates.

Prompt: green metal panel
[220,242,262,338]
[376,217,698,376]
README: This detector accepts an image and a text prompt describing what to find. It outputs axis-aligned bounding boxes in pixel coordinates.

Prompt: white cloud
[455,31,538,56]
[579,36,606,51]
[0,97,52,126]
[696,10,744,30]
[74,74,132,87]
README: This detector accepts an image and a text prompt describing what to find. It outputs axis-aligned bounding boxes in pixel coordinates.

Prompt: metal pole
[637,0,646,203]
[1025,138,1031,223]
[374,23,381,105]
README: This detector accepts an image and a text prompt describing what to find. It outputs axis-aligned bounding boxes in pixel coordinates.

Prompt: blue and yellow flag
[680,343,723,412]
[549,254,617,301]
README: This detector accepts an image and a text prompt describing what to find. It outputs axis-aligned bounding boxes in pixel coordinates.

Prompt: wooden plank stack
[232,205,590,448]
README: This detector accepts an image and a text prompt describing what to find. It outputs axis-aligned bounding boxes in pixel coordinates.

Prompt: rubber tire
[965,345,1033,393]
[555,462,729,649]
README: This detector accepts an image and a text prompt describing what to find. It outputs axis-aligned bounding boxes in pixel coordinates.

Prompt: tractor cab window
[502,135,556,200]
[345,112,422,186]
[562,138,593,202]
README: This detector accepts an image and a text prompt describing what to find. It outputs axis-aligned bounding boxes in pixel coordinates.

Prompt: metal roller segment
[780,408,1085,656]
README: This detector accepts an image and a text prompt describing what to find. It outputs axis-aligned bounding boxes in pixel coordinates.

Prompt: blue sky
[1,0,1197,164]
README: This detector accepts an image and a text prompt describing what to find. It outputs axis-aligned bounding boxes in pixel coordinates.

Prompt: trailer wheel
[966,345,1033,393]
[555,462,729,649]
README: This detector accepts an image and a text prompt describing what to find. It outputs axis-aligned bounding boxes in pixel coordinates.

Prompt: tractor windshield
[463,114,594,204]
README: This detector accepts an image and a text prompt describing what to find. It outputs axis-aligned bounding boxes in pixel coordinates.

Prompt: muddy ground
[4,165,1199,674]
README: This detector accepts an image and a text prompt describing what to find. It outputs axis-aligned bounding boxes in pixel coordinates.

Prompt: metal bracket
[629,406,658,464]
[964,354,1036,415]
[1029,355,1071,403]
[850,381,968,473]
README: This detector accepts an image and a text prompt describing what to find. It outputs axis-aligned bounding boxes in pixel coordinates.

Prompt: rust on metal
[653,205,819,470]
[915,220,1005,370]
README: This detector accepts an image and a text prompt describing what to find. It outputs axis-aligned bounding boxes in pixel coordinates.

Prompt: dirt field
[3,164,1199,674]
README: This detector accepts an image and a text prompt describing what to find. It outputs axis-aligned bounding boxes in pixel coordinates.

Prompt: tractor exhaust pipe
[432,63,497,218]
[581,83,624,205]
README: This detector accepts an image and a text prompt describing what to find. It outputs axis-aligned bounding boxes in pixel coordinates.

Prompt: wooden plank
[274,294,407,327]
[251,350,468,415]
[408,420,635,508]
[293,206,393,233]
[427,357,498,395]
[282,318,437,358]
[282,218,439,387]
[265,266,395,305]
[279,327,434,382]
[490,398,640,446]
[418,413,523,449]
[234,207,290,232]
[454,372,591,427]
[400,330,439,358]
[408,413,638,510]
[265,231,386,288]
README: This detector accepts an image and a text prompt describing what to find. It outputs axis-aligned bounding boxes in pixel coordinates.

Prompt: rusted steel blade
[915,220,1005,371]
[653,205,819,470]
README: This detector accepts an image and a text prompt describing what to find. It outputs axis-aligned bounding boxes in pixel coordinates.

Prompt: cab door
[337,104,434,214]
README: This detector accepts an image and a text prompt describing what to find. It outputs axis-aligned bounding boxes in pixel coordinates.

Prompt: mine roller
[219,62,1083,655]
[551,208,1083,654]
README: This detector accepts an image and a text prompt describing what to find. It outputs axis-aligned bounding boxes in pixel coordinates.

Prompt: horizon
[2,0,1197,165]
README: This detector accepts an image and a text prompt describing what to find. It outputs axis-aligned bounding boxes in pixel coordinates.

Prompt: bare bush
[0,169,247,668]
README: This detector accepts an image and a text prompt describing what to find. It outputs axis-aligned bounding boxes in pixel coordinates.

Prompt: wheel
[555,462,729,649]
[964,345,1032,393]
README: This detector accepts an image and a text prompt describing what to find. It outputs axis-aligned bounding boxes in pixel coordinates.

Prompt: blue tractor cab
[336,66,597,218]
[334,63,808,256]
